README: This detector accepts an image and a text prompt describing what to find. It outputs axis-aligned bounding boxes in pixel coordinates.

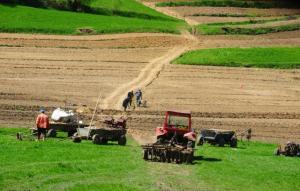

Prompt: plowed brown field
[0,3,299,144]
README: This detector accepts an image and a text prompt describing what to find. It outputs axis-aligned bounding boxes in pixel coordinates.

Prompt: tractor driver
[35,109,49,141]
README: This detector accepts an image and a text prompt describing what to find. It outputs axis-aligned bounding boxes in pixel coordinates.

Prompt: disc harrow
[142,143,194,164]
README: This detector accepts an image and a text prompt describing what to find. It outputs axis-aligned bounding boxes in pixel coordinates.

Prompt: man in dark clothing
[127,91,134,106]
[122,97,130,111]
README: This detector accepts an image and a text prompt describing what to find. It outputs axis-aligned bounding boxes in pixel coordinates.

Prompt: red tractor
[142,110,196,164]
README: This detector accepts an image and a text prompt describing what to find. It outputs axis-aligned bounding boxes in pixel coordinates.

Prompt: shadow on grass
[194,155,222,163]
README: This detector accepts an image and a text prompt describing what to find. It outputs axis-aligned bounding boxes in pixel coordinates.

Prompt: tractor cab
[164,110,191,134]
[156,110,195,143]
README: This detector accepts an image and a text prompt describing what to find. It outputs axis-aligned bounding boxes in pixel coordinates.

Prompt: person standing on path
[127,91,134,106]
[127,90,136,110]
[35,109,49,141]
[135,89,142,107]
[122,97,130,111]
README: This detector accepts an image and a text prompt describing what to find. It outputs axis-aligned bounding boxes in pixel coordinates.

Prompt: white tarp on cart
[51,108,74,122]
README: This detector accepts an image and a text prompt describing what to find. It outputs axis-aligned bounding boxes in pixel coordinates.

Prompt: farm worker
[35,109,49,141]
[135,89,142,107]
[122,97,130,111]
[127,91,134,106]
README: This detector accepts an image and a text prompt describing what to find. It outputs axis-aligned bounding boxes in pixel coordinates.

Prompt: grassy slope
[172,47,300,69]
[1,128,300,191]
[0,4,185,34]
[90,0,174,20]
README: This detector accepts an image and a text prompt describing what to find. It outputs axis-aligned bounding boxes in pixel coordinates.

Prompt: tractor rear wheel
[47,129,57,138]
[118,135,126,146]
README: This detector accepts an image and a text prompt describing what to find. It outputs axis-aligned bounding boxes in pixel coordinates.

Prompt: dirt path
[101,46,188,110]
[101,26,199,110]
[100,2,201,111]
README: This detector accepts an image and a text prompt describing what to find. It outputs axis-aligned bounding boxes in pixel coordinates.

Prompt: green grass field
[1,128,300,191]
[172,47,300,69]
[0,3,185,35]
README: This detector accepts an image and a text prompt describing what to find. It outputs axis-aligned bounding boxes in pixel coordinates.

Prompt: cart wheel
[16,132,23,141]
[31,128,38,136]
[218,138,225,147]
[100,137,108,145]
[72,136,81,143]
[92,134,101,144]
[230,137,238,148]
[118,135,126,146]
[47,129,57,138]
[274,148,280,156]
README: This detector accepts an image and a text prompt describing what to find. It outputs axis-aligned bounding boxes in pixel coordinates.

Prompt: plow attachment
[142,144,194,164]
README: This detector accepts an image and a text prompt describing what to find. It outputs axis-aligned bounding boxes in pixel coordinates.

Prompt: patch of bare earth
[0,33,189,49]
[161,6,300,17]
